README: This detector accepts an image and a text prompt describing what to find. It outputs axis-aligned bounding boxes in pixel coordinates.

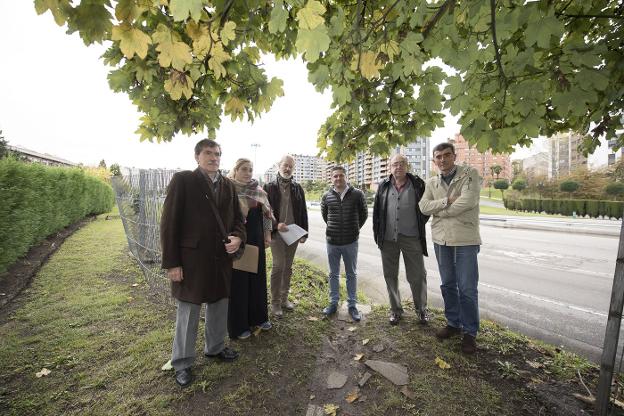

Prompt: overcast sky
[0,2,609,174]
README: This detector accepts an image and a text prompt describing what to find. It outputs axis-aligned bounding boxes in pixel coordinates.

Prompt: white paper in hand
[278,224,308,246]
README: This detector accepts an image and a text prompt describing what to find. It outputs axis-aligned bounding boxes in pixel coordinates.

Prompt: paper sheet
[278,223,308,246]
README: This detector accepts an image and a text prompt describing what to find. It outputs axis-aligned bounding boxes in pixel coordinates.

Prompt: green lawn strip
[480,204,566,218]
[0,216,177,416]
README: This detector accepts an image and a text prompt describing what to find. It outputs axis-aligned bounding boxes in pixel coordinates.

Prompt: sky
[0,2,610,175]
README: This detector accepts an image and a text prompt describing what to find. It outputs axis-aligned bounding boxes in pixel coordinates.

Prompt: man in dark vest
[160,139,246,387]
[373,153,430,326]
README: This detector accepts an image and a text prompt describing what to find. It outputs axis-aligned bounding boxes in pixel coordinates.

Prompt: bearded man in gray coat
[161,139,246,387]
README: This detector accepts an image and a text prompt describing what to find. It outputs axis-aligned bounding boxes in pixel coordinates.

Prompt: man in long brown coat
[160,139,246,388]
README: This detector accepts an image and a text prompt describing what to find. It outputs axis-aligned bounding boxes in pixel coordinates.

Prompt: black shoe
[436,325,462,340]
[461,334,477,354]
[323,303,338,316]
[205,347,239,362]
[419,310,430,325]
[348,306,361,322]
[389,313,401,326]
[175,368,193,387]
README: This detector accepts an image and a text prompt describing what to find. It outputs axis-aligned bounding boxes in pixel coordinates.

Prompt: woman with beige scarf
[227,158,275,339]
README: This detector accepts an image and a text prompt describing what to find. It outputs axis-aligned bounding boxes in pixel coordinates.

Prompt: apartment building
[549,131,587,178]
[449,133,511,182]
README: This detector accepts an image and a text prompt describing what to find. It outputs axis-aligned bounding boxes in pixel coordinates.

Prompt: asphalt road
[296,209,621,362]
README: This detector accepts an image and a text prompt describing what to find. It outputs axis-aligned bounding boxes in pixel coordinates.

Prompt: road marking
[480,282,607,318]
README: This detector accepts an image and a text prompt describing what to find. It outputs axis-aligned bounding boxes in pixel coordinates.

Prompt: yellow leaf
[379,40,400,61]
[220,21,236,46]
[253,326,262,337]
[161,360,173,371]
[323,403,339,416]
[164,71,194,100]
[351,51,382,80]
[224,97,246,121]
[185,21,208,41]
[308,316,320,321]
[36,368,51,378]
[345,388,359,403]
[362,338,370,345]
[435,356,451,370]
[347,326,357,332]
[353,353,364,361]
[208,42,231,79]
[111,24,152,59]
[157,40,192,70]
[296,0,326,30]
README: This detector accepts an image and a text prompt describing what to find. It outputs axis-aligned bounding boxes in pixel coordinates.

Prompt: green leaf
[295,25,330,63]
[296,0,326,30]
[308,64,329,87]
[328,7,345,37]
[399,32,423,56]
[35,0,71,26]
[68,0,113,45]
[115,0,145,22]
[170,0,204,22]
[333,85,350,106]
[269,0,288,34]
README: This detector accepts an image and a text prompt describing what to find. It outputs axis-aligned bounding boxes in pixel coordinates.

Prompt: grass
[479,204,565,217]
[0,214,609,415]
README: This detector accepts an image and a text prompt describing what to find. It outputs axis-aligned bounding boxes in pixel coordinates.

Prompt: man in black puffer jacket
[320,166,368,321]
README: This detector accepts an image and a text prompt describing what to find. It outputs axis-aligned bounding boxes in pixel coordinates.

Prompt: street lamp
[251,143,260,169]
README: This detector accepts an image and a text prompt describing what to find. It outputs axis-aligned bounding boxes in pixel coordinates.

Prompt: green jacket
[419,164,482,246]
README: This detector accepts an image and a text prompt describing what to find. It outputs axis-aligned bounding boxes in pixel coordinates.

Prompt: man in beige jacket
[419,142,481,354]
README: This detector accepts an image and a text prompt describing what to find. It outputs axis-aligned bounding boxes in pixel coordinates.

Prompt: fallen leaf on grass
[435,357,451,369]
[308,316,320,321]
[362,338,370,345]
[400,386,416,400]
[324,403,339,415]
[353,353,364,361]
[345,388,359,403]
[131,283,139,287]
[253,327,262,337]
[347,326,357,332]
[526,360,542,369]
[310,394,315,400]
[36,368,51,378]
[161,360,173,371]
[573,393,594,405]
[127,296,134,302]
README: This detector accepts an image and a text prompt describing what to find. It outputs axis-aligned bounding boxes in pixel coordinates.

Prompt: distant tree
[0,130,8,159]
[490,164,503,180]
[560,180,580,196]
[494,179,509,199]
[99,159,107,169]
[512,178,527,192]
[110,163,121,177]
[511,161,522,180]
[605,182,624,199]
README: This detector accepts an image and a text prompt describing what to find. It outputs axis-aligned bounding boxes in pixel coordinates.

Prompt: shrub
[512,178,527,192]
[605,182,624,198]
[0,158,114,272]
[559,180,580,194]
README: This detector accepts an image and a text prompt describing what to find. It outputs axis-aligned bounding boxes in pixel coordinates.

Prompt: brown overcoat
[160,169,246,304]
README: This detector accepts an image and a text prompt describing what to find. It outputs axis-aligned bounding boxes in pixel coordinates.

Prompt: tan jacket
[419,165,482,246]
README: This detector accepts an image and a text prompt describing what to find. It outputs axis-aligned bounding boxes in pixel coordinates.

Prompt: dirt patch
[0,217,95,313]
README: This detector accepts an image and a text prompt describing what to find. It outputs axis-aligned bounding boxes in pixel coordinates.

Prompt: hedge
[0,158,115,272]
[503,196,623,220]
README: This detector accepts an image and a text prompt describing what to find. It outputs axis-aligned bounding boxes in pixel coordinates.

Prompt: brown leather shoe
[436,325,462,340]
[461,334,477,354]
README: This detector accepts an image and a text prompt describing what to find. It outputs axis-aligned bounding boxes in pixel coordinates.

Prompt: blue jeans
[434,244,480,337]
[327,241,358,308]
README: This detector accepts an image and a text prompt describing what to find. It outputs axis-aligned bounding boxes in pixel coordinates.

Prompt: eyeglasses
[391,161,407,167]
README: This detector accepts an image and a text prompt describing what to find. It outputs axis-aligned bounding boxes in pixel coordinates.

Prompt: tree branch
[421,0,456,38]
